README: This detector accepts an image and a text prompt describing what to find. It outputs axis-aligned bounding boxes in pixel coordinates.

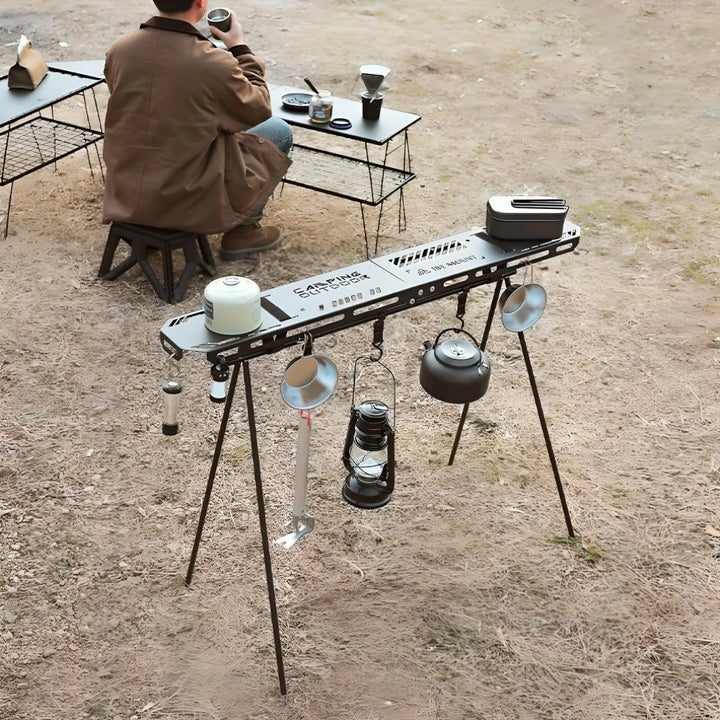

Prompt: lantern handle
[350,354,397,430]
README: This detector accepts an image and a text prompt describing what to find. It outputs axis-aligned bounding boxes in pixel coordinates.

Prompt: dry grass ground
[1,1,719,718]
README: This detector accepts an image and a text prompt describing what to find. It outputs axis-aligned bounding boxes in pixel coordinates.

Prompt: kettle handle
[431,326,481,350]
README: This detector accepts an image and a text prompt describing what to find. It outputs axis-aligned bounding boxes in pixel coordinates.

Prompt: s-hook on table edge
[159,221,581,696]
[0,60,105,239]
[269,84,420,257]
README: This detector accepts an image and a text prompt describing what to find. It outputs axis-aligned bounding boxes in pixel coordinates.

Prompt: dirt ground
[1,0,719,718]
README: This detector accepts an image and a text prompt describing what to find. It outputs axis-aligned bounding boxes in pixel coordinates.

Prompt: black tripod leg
[517,330,575,538]
[448,278,504,466]
[480,279,504,352]
[243,362,287,696]
[185,362,241,585]
[447,402,469,466]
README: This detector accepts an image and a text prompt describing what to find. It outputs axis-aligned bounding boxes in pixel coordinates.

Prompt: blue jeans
[243,117,293,224]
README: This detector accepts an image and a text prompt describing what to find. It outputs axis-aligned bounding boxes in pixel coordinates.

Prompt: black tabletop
[269,85,421,145]
[1,61,105,127]
[47,60,105,80]
[159,223,581,360]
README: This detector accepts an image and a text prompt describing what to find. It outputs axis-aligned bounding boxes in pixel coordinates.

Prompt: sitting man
[102,0,293,260]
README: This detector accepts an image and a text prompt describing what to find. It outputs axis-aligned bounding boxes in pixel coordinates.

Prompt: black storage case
[486,196,568,241]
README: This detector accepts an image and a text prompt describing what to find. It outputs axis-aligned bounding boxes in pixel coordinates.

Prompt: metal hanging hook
[166,352,182,379]
[455,289,469,331]
[371,316,385,361]
[518,257,533,285]
[301,331,314,356]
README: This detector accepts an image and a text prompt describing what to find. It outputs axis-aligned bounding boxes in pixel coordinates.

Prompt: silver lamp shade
[280,355,338,410]
[500,283,547,333]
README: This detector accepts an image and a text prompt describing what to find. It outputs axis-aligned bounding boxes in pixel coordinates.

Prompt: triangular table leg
[447,277,575,538]
[516,330,575,538]
[184,361,287,695]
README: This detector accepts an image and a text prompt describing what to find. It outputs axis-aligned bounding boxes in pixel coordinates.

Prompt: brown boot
[219,223,282,260]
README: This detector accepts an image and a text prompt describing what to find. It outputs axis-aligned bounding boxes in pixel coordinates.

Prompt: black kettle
[419,328,491,404]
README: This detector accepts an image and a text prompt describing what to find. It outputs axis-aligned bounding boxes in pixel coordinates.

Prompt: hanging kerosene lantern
[342,398,395,509]
[161,353,183,436]
[341,318,397,509]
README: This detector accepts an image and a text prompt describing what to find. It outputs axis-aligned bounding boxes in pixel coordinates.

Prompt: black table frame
[270,85,421,256]
[159,222,581,696]
[0,61,105,238]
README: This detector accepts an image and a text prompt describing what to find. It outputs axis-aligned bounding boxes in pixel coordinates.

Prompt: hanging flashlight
[162,354,183,436]
[209,358,229,403]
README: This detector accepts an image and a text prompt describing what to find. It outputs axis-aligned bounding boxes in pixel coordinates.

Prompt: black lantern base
[162,422,179,436]
[342,474,393,509]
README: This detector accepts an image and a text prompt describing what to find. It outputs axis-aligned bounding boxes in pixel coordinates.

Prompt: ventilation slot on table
[389,239,466,268]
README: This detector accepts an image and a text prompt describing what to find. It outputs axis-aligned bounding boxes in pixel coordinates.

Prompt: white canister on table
[204,276,262,335]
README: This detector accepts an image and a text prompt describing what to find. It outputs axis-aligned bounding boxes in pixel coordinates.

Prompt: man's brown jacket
[102,17,291,234]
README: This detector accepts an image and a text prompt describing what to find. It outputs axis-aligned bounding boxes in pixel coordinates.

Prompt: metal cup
[206,7,232,32]
[361,92,384,120]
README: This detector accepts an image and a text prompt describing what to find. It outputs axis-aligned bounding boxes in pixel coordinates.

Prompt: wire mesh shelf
[1,116,104,185]
[283,144,415,206]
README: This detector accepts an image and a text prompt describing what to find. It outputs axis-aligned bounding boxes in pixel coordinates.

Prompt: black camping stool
[99,222,217,303]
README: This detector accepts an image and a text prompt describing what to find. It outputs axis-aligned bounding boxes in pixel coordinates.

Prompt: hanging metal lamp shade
[499,283,547,333]
[280,355,338,410]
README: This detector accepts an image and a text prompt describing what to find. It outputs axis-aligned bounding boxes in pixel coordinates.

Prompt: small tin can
[309,91,333,124]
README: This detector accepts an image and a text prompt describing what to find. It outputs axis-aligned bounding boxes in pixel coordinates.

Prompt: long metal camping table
[159,221,581,696]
